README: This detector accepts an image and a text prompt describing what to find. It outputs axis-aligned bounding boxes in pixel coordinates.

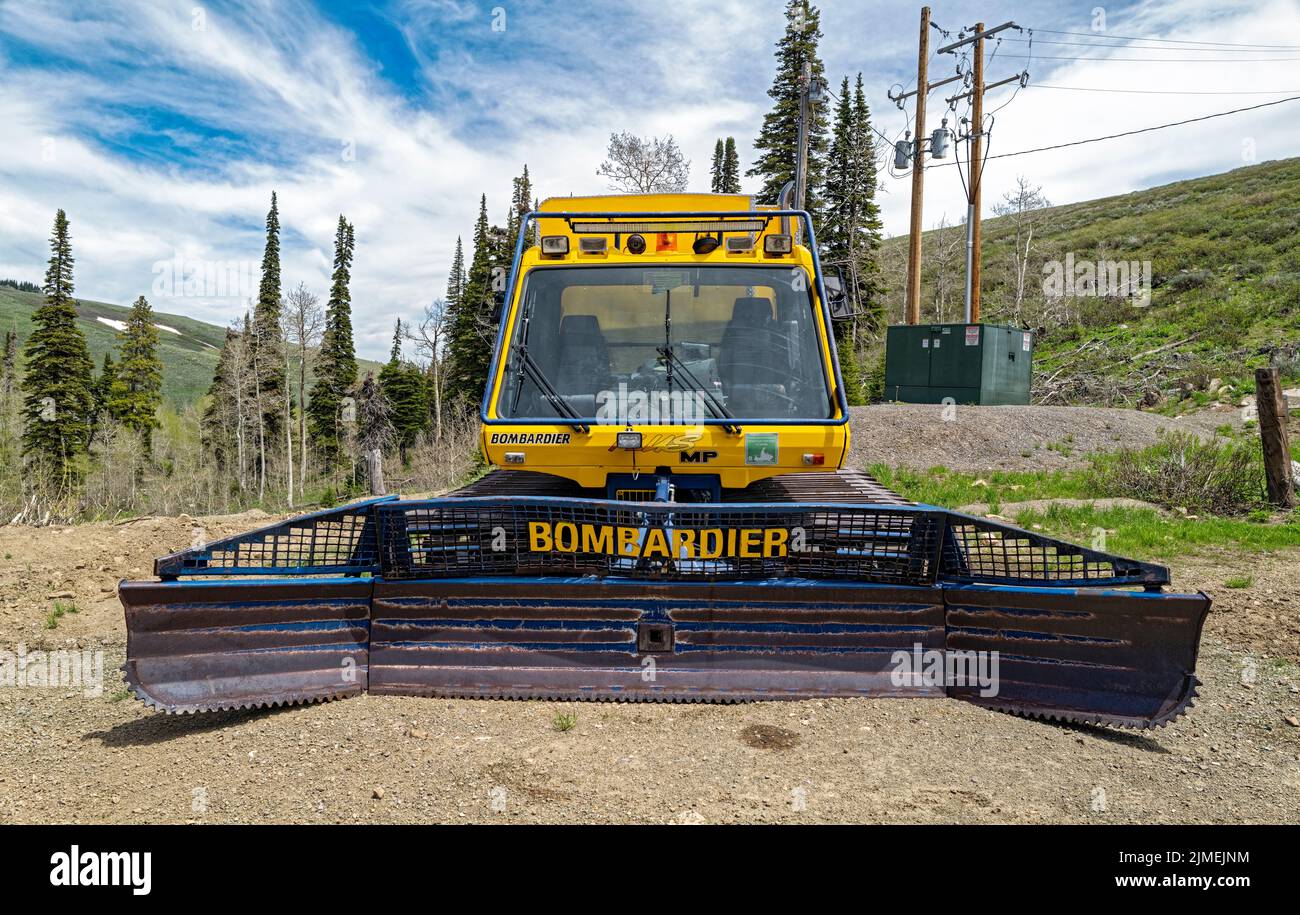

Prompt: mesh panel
[941,515,1158,585]
[155,499,385,578]
[379,499,943,585]
[154,495,1166,588]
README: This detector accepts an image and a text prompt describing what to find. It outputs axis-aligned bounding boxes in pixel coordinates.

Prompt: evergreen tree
[721,137,742,193]
[1,329,17,397]
[821,73,884,405]
[90,350,115,444]
[201,327,240,470]
[307,216,358,464]
[252,192,286,439]
[710,139,725,192]
[108,295,164,450]
[378,320,429,462]
[850,73,884,310]
[21,209,95,485]
[444,194,495,409]
[747,1,830,219]
[446,236,465,311]
[507,165,533,254]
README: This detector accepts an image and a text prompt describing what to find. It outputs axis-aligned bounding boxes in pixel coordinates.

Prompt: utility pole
[968,21,985,323]
[904,6,930,326]
[938,20,1026,324]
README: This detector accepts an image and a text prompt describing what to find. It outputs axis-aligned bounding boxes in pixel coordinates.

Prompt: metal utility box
[883,323,1034,405]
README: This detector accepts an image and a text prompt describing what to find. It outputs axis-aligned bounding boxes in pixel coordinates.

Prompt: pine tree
[849,73,884,311]
[444,195,495,409]
[747,1,830,219]
[108,295,164,451]
[507,165,533,254]
[446,236,466,311]
[252,192,286,441]
[821,73,884,405]
[1,329,17,397]
[378,320,429,463]
[710,139,725,192]
[90,350,115,445]
[201,327,240,471]
[21,209,95,486]
[721,137,742,193]
[308,216,358,465]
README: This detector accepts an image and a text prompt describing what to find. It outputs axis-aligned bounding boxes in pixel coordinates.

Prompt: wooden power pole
[969,21,985,323]
[937,21,1025,324]
[904,6,930,326]
[1255,366,1296,508]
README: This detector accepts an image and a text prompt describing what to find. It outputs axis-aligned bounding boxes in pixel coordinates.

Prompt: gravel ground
[846,404,1240,472]
[0,405,1294,824]
[0,509,1296,825]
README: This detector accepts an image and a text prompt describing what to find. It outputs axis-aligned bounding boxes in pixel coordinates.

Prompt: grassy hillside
[0,286,384,406]
[878,157,1300,409]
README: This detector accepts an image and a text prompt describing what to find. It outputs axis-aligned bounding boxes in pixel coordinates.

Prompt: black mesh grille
[941,514,1161,585]
[379,498,945,585]
[154,498,385,578]
[152,494,1167,588]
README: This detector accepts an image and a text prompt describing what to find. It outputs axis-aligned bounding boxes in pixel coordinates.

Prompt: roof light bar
[570,219,768,234]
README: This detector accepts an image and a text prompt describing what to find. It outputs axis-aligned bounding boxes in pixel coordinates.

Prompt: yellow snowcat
[120,194,1209,727]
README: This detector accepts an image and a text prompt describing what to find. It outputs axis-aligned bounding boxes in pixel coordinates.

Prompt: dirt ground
[847,403,1242,472]
[0,507,1296,825]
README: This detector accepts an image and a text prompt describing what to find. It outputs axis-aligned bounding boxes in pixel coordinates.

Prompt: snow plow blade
[121,494,1210,727]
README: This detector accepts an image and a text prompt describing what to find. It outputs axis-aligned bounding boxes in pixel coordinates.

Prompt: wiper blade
[517,348,590,433]
[508,291,588,433]
[657,345,741,434]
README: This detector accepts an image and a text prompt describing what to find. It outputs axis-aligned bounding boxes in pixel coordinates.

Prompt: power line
[1030,83,1300,96]
[998,53,1300,62]
[925,94,1300,168]
[1026,27,1300,50]
[1003,36,1300,53]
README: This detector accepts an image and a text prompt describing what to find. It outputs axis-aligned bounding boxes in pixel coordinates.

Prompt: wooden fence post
[1255,366,1295,509]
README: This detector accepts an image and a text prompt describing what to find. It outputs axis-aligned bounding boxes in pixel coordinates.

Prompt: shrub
[1088,432,1267,515]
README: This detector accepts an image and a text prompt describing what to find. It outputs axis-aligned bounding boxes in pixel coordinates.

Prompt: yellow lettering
[699,529,723,559]
[554,522,578,552]
[763,528,789,557]
[672,529,696,559]
[529,522,552,552]
[582,524,613,554]
[618,526,640,557]
[740,529,761,558]
[643,528,670,558]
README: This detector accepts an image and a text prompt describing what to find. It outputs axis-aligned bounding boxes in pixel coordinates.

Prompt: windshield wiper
[656,344,740,435]
[509,293,589,433]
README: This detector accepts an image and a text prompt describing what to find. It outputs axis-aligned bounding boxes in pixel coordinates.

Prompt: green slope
[880,156,1300,408]
[0,286,386,407]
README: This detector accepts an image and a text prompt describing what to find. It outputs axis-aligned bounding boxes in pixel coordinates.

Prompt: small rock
[372,787,385,800]
[1285,716,1299,728]
[408,728,428,739]
[46,591,75,600]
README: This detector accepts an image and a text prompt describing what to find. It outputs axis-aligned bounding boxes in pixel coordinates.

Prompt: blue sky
[2,0,1298,359]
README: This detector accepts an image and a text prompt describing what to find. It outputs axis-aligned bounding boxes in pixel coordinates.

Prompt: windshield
[496,265,833,423]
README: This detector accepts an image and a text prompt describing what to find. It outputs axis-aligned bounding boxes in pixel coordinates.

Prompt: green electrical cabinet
[883,323,1034,405]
